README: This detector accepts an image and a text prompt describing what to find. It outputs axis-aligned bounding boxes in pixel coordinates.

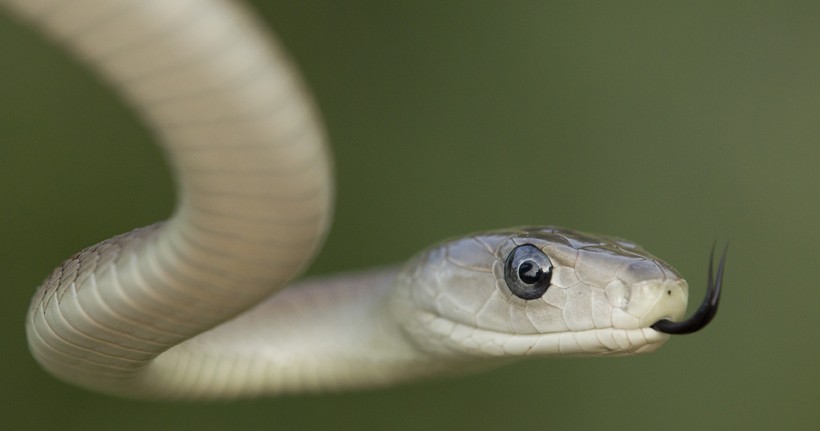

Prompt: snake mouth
[651,243,727,335]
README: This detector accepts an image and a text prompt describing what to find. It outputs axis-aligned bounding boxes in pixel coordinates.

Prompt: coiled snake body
[3,0,725,399]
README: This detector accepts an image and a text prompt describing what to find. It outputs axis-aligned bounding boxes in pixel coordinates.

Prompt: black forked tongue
[652,243,728,335]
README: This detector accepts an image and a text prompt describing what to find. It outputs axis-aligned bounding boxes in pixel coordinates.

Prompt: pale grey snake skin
[3,0,724,399]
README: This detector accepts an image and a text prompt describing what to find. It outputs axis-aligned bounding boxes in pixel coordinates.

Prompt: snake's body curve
[4,0,723,399]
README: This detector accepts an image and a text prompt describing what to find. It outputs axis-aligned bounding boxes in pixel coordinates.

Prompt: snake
[3,0,726,399]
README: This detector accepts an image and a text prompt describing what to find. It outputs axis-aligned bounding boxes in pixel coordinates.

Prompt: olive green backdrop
[1,1,817,430]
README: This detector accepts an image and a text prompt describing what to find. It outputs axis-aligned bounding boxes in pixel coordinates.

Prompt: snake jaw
[651,243,728,335]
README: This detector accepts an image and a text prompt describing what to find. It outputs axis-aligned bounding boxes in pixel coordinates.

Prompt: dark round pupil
[518,260,542,284]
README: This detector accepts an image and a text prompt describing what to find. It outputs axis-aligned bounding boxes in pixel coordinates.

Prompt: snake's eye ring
[504,245,553,300]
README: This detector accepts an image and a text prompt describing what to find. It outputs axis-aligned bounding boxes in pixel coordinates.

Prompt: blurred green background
[1,1,818,430]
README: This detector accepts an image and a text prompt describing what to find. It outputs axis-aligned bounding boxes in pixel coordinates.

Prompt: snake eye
[504,244,553,300]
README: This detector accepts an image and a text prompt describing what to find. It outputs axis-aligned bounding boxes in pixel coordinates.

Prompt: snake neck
[145,267,450,398]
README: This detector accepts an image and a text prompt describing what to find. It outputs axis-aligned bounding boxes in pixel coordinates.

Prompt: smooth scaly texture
[5,0,691,399]
[6,0,332,397]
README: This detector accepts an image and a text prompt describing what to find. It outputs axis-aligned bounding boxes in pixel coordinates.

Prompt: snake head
[390,227,724,362]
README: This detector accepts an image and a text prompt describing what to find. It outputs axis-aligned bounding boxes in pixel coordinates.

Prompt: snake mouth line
[651,243,727,335]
